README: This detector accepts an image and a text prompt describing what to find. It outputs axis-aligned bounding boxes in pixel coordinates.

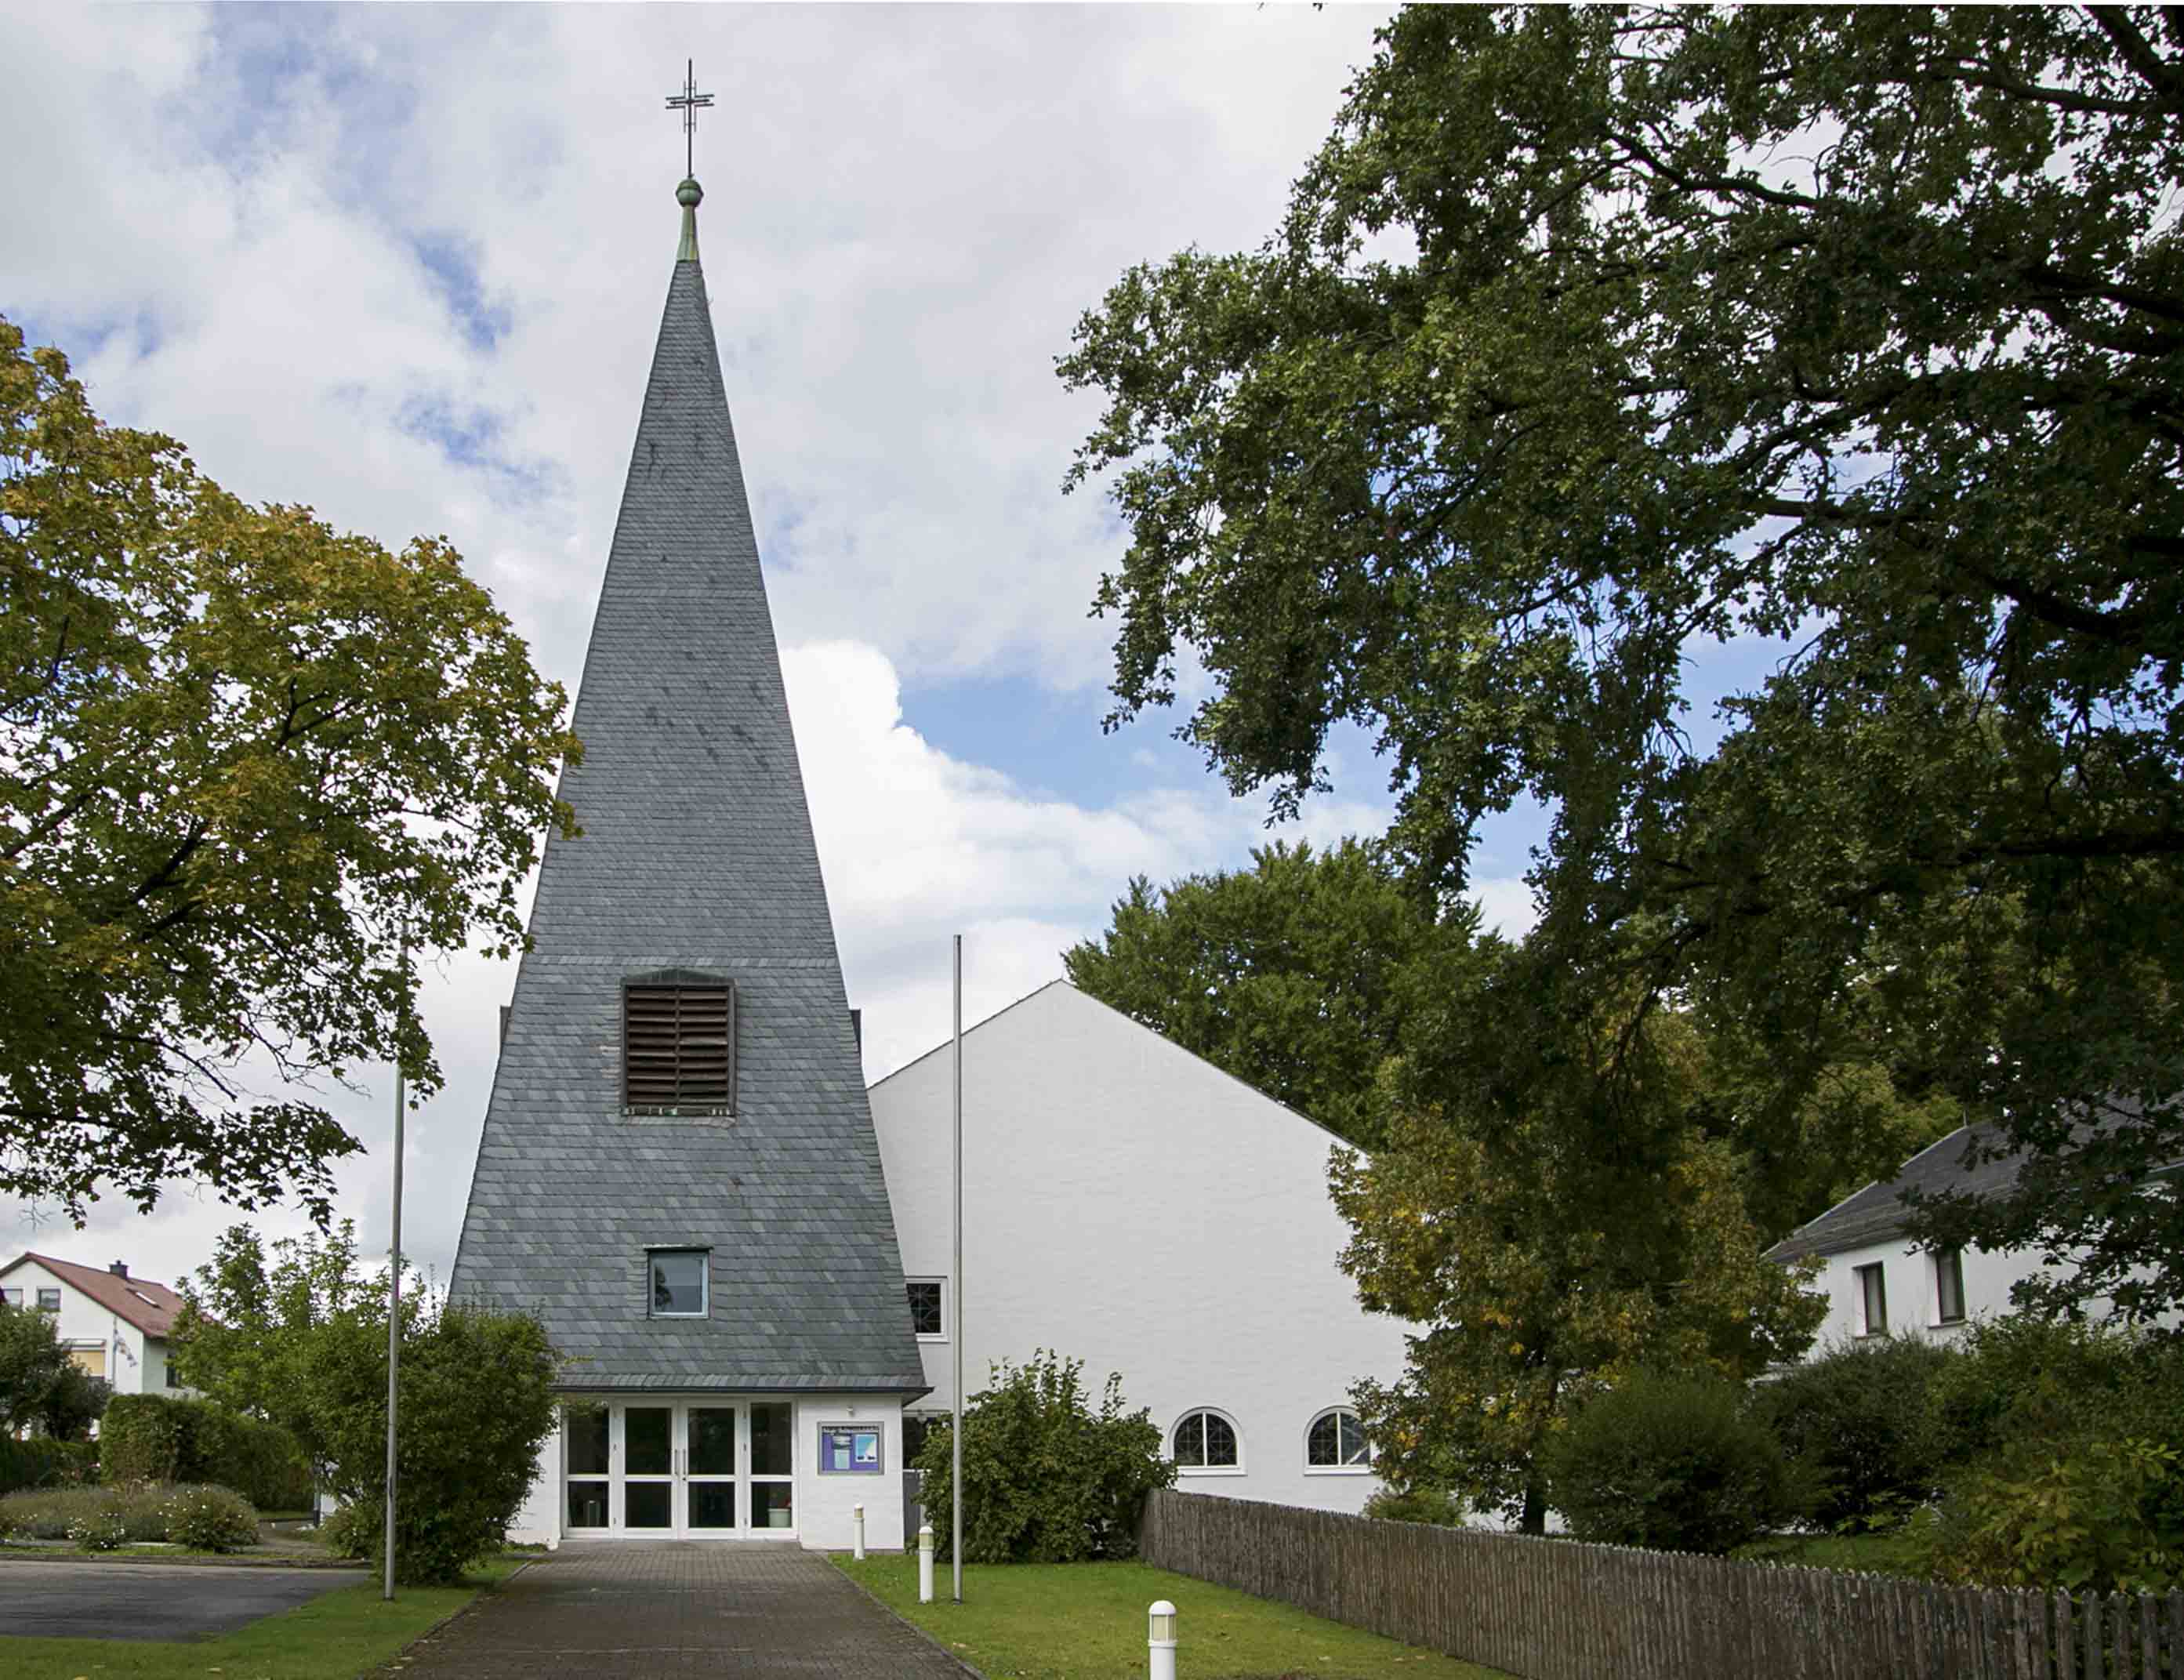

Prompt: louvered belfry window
[622,978,736,1113]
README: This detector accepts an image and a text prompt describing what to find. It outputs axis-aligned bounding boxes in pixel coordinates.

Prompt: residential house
[0,1252,192,1396]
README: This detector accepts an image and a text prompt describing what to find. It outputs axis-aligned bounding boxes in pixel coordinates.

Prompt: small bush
[1930,1316,2184,1457]
[317,1501,370,1559]
[100,1395,312,1511]
[161,1484,259,1553]
[1362,1486,1467,1527]
[1918,1435,2184,1595]
[70,1508,130,1552]
[915,1351,1177,1562]
[1544,1370,1797,1555]
[1751,1336,1954,1531]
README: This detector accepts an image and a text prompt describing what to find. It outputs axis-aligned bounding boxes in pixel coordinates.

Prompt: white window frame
[34,1288,60,1314]
[1303,1406,1373,1475]
[1170,1407,1245,1478]
[646,1250,709,1319]
[905,1277,948,1344]
[0,1287,20,1308]
[1852,1261,1887,1337]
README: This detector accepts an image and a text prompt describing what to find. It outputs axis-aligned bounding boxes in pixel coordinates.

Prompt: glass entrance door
[561,1400,797,1538]
[685,1406,739,1532]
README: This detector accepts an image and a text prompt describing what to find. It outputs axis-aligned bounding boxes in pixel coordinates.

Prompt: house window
[0,1288,20,1308]
[165,1360,183,1388]
[648,1250,709,1317]
[35,1289,60,1314]
[1854,1262,1888,1337]
[1935,1248,1966,1325]
[1171,1410,1242,1473]
[906,1279,945,1341]
[1305,1408,1370,1471]
[623,979,735,1114]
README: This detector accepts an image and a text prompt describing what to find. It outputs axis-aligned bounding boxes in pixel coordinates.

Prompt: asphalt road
[0,1558,370,1642]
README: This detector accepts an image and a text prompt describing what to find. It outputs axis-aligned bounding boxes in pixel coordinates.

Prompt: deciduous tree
[1062,6,2184,1315]
[2,319,579,1220]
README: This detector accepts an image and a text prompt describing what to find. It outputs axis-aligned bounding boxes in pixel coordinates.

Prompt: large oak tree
[1,319,579,1221]
[1061,6,2184,1319]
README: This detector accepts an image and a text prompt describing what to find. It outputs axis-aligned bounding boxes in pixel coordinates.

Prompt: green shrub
[0,1435,98,1495]
[915,1351,1177,1562]
[307,1303,559,1585]
[1750,1335,1954,1531]
[1543,1370,1797,1555]
[1362,1486,1468,1527]
[1930,1317,2184,1457]
[1917,1435,2184,1594]
[70,1508,129,1552]
[100,1394,312,1511]
[161,1484,259,1553]
[317,1500,371,1558]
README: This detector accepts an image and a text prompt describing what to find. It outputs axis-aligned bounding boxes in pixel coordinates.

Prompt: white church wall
[793,1395,905,1552]
[869,982,1409,1517]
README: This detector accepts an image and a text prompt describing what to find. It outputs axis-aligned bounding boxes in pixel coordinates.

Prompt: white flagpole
[383,932,407,1602]
[951,932,963,1603]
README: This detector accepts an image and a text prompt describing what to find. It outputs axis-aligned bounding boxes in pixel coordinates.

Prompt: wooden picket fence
[1138,1489,2184,1679]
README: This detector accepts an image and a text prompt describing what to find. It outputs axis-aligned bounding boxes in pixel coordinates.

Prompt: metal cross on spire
[666,59,713,180]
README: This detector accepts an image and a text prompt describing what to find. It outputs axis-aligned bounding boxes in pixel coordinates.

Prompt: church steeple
[676,176,703,265]
[450,111,924,1399]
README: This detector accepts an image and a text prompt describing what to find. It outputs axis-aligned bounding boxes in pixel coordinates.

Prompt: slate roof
[448,183,927,1395]
[2,1254,183,1337]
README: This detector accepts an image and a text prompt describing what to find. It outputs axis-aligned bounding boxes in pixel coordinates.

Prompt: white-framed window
[1304,1407,1370,1473]
[1853,1262,1887,1337]
[1170,1409,1243,1475]
[1934,1248,1966,1326]
[647,1250,709,1318]
[905,1278,946,1342]
[0,1287,20,1308]
[35,1289,60,1314]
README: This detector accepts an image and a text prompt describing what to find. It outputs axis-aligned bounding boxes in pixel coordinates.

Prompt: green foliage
[1062,3,2184,1320]
[316,1500,372,1559]
[1064,840,1489,1148]
[1,1480,191,1544]
[100,1394,312,1511]
[1928,1314,2184,1453]
[1543,1370,1798,1555]
[0,1435,97,1495]
[1921,1437,2184,1595]
[70,1508,129,1552]
[0,1300,107,1438]
[160,1483,260,1553]
[305,1297,559,1585]
[0,315,580,1221]
[913,1352,1175,1563]
[170,1220,372,1485]
[1360,1486,1467,1528]
[1751,1337,1956,1532]
[1335,965,1827,1533]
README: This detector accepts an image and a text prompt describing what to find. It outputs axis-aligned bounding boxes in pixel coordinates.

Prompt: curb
[829,1558,992,1680]
[0,1546,360,1570]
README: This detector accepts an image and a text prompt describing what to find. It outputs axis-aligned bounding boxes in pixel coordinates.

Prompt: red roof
[1,1252,185,1337]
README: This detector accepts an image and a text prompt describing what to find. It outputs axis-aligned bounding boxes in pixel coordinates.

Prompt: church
[451,138,1406,1552]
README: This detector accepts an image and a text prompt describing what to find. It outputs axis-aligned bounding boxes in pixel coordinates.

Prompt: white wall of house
[869,981,1409,1516]
[0,1257,170,1396]
[1804,1236,2146,1349]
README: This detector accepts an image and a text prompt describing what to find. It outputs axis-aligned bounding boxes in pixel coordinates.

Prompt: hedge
[100,1395,312,1511]
[0,1435,99,1495]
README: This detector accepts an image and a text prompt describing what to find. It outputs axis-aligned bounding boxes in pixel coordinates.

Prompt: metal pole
[951,933,963,1603]
[383,937,407,1602]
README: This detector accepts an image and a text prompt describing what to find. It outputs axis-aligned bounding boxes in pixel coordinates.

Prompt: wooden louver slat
[623,982,735,1112]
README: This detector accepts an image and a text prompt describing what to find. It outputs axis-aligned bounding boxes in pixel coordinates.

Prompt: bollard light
[853,1502,866,1562]
[918,1522,936,1604]
[1148,1599,1177,1680]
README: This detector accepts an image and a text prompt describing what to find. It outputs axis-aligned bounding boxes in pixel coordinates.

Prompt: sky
[3,2,1575,1294]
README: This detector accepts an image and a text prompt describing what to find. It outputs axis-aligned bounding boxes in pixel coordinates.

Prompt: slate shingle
[448,201,927,1395]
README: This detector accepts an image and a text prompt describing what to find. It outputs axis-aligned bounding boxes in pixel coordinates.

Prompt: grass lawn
[1732,1529,1928,1577]
[1,1555,524,1680]
[836,1554,1504,1680]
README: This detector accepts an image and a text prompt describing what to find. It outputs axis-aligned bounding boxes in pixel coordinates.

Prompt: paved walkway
[0,1558,368,1640]
[388,1545,973,1678]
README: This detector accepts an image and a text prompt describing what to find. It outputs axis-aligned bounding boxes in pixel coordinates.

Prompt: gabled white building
[869,980,1408,1515]
[0,1252,192,1397]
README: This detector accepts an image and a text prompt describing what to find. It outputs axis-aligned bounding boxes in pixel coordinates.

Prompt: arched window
[1305,1407,1370,1471]
[1170,1409,1242,1473]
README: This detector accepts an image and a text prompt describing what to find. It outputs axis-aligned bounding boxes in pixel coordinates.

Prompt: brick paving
[386,1544,974,1678]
